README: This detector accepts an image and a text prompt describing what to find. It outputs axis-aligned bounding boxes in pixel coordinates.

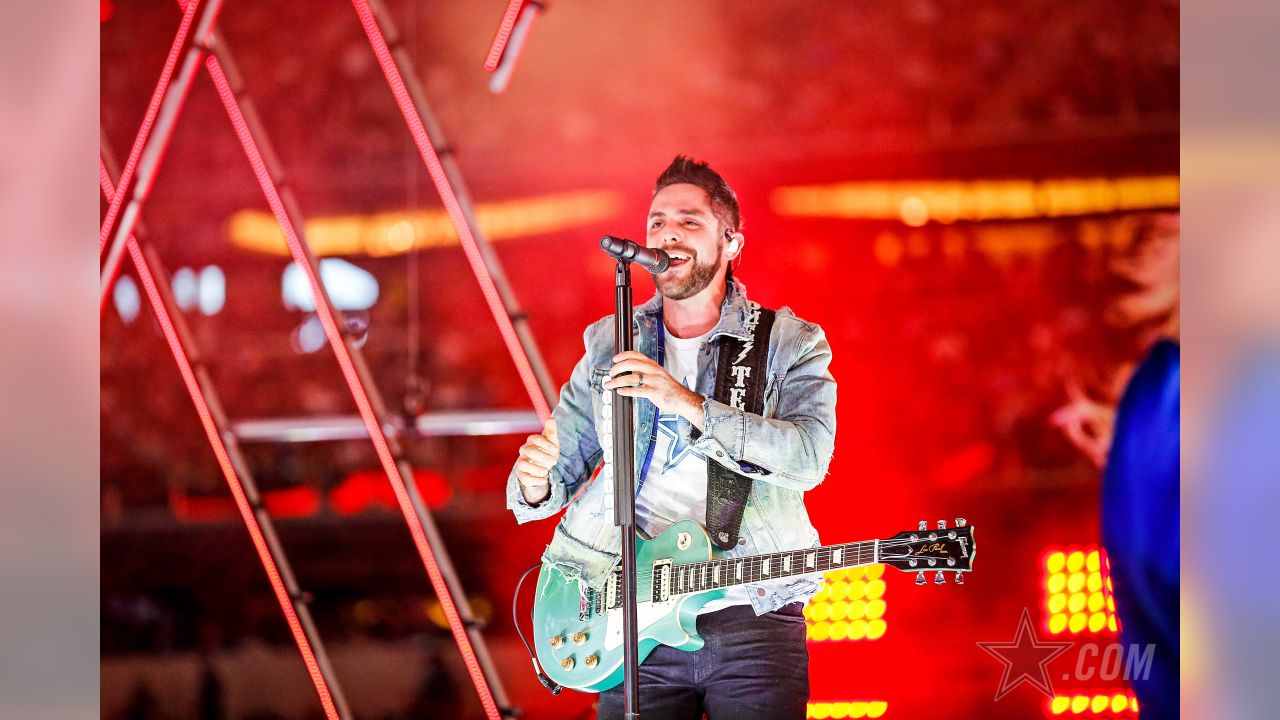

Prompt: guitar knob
[548,635,565,649]
[918,520,927,531]
[956,517,967,527]
[956,573,965,585]
[583,654,599,668]
[934,571,946,585]
[561,657,575,670]
[915,571,926,585]
[571,632,588,646]
[937,520,947,529]
[947,557,956,566]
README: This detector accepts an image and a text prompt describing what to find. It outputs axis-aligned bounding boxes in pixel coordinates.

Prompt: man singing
[507,156,837,720]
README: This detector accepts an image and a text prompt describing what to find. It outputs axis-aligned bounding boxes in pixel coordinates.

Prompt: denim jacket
[506,280,837,614]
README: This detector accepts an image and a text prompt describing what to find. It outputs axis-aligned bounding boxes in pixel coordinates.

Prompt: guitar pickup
[651,559,673,603]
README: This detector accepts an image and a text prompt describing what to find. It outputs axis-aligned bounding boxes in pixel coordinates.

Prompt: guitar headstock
[879,519,975,585]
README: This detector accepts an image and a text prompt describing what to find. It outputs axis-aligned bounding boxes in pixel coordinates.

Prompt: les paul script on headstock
[913,542,950,557]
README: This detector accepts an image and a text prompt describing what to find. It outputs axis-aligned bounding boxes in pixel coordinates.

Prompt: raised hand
[516,418,559,504]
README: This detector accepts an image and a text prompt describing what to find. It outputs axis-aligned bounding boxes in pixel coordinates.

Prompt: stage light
[198,265,225,315]
[1045,692,1139,716]
[113,275,141,324]
[228,190,622,258]
[1067,551,1085,572]
[807,701,888,719]
[772,176,1179,225]
[282,259,379,312]
[806,566,887,643]
[866,598,885,620]
[1042,545,1121,636]
[848,599,866,620]
[830,601,848,621]
[172,266,198,310]
[1046,551,1066,573]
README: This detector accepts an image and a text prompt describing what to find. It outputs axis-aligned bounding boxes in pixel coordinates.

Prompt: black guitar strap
[705,301,775,551]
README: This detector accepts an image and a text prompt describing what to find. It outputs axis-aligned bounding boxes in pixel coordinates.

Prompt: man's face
[646,183,727,300]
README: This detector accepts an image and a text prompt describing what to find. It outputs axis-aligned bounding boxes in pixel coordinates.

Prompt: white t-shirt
[634,325,751,611]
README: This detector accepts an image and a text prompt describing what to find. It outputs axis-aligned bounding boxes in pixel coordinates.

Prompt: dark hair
[654,155,741,233]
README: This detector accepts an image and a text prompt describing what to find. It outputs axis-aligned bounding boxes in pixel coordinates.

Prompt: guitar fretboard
[668,540,879,596]
[591,540,883,613]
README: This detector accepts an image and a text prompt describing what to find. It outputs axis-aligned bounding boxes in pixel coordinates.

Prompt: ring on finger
[636,373,644,388]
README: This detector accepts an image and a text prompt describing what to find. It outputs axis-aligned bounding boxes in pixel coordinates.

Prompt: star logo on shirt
[656,412,703,472]
[655,376,706,471]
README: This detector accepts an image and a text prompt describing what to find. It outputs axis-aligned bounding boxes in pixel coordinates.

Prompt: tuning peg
[934,571,946,585]
[918,520,927,531]
[937,520,947,530]
[955,572,964,585]
[915,571,926,585]
[955,517,967,527]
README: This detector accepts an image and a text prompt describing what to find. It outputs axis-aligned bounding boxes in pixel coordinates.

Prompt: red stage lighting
[1041,546,1121,636]
[805,566,888,643]
[1045,691,1138,716]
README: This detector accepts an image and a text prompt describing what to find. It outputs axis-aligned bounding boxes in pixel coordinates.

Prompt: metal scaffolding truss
[102,3,562,717]
[100,141,351,720]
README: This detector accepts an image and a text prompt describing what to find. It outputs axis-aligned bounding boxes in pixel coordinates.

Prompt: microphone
[600,235,670,273]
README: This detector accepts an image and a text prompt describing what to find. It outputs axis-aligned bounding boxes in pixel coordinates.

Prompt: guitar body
[528,517,975,693]
[532,520,722,692]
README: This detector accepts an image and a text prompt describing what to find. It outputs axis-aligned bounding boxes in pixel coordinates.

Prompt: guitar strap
[704,301,775,551]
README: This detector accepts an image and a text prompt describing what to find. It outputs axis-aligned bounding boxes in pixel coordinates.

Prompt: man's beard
[652,243,723,300]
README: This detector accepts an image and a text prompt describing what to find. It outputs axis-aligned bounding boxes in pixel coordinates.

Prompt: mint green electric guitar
[531,518,976,692]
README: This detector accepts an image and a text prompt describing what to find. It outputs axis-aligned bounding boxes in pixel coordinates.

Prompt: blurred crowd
[100,0,1178,216]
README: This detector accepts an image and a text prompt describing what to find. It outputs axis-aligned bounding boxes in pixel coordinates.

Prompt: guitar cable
[513,563,563,695]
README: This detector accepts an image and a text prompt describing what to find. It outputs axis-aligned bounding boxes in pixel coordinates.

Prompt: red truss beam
[100,153,349,720]
[352,0,554,422]
[100,0,225,317]
[99,0,202,257]
[194,21,512,719]
[483,0,528,71]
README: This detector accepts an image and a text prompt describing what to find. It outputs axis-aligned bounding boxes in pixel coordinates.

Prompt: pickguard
[602,599,681,652]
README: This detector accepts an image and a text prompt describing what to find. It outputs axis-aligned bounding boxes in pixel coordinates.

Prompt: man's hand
[516,418,559,505]
[603,351,706,428]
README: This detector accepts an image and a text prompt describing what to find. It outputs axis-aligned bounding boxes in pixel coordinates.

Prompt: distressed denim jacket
[506,280,837,614]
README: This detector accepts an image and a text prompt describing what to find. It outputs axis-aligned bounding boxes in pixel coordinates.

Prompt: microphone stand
[610,258,641,720]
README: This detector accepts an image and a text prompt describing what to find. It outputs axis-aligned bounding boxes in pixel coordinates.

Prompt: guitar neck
[669,540,881,596]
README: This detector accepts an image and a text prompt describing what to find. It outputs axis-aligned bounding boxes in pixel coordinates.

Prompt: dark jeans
[596,603,809,720]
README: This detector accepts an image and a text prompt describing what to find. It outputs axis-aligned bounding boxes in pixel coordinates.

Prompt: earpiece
[725,230,740,253]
